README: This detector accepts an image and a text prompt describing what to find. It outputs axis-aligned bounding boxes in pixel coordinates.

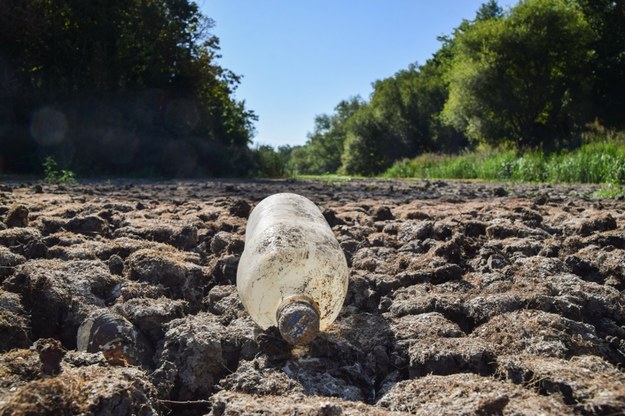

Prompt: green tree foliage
[293,55,469,176]
[0,0,255,176]
[575,0,625,129]
[442,0,594,149]
[325,0,624,176]
[292,0,624,176]
[340,70,426,176]
[411,41,467,153]
[290,97,363,175]
[475,0,504,21]
[340,61,469,175]
[42,156,77,184]
[315,5,503,176]
[253,145,293,178]
[340,105,391,176]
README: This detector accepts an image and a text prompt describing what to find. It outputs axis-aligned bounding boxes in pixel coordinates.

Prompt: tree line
[284,0,625,176]
[0,0,257,177]
[1,0,623,178]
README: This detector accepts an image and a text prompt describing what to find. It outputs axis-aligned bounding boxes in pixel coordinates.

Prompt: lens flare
[30,108,68,146]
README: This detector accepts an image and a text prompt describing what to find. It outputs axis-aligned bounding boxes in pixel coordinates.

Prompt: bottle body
[236,193,348,342]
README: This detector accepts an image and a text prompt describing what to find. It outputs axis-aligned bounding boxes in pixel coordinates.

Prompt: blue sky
[200,1,518,148]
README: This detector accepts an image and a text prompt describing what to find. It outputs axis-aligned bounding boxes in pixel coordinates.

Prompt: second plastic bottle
[236,193,349,345]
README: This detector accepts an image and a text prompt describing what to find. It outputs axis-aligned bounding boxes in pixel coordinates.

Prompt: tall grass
[546,141,625,184]
[384,136,625,185]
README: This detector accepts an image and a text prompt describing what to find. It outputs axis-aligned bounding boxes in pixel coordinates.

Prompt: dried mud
[0,178,624,415]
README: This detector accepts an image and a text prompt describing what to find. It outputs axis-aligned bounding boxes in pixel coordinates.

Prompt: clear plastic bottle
[236,193,349,345]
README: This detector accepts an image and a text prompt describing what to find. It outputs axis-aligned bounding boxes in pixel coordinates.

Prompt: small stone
[433,263,464,282]
[212,254,240,285]
[319,402,342,416]
[171,225,198,250]
[77,311,153,367]
[0,246,26,277]
[534,193,549,205]
[577,214,617,236]
[65,215,109,236]
[464,221,487,237]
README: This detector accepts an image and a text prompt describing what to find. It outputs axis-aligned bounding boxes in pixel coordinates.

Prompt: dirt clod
[3,204,29,228]
[0,179,623,415]
[33,338,66,375]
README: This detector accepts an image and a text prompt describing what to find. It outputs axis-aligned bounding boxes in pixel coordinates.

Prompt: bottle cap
[277,300,320,345]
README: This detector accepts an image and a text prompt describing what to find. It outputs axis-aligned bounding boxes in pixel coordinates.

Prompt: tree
[289,97,363,175]
[340,105,392,176]
[575,0,625,129]
[336,2,506,175]
[368,67,430,157]
[338,67,430,175]
[253,144,293,178]
[475,0,504,21]
[339,62,468,175]
[409,41,468,153]
[0,0,256,176]
[411,2,503,154]
[442,0,594,149]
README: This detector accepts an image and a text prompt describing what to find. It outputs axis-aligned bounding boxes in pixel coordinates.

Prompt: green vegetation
[593,183,625,199]
[252,145,295,178]
[384,131,625,186]
[443,0,593,149]
[2,0,624,179]
[290,98,364,175]
[43,156,77,185]
[0,0,255,177]
[261,0,624,179]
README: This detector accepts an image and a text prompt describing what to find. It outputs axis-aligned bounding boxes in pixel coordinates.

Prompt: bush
[432,156,477,179]
[511,152,547,182]
[43,157,77,184]
[252,145,293,178]
[383,159,419,178]
[384,133,625,185]
[546,142,625,184]
[474,150,516,180]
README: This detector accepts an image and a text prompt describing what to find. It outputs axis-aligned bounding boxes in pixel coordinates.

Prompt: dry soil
[0,178,624,415]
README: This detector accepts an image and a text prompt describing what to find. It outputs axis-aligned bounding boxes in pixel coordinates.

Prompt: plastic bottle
[236,193,349,345]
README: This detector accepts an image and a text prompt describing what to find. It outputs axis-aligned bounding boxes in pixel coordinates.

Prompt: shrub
[43,157,77,184]
[384,133,625,186]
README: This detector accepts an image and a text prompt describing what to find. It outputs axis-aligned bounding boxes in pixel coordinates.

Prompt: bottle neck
[276,296,320,345]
